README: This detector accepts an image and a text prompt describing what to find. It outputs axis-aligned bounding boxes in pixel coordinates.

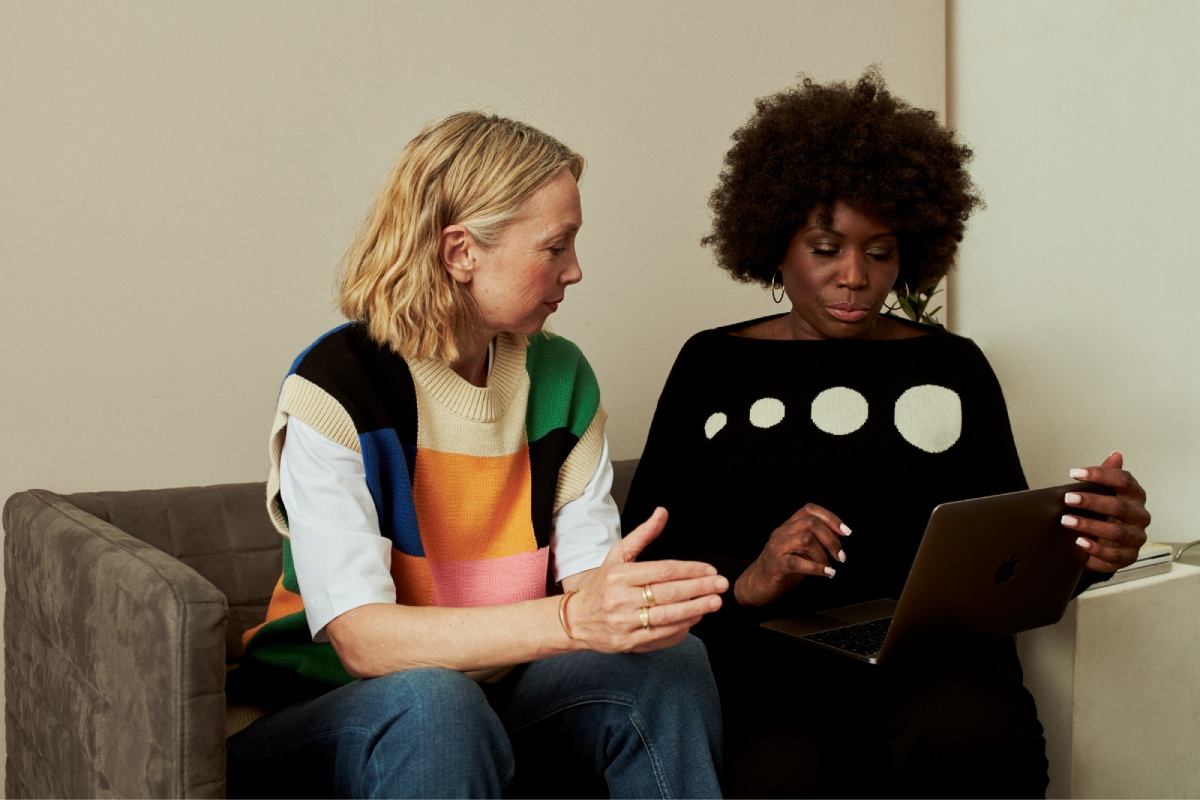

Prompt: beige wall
[949,0,1199,542]
[0,4,943,774]
[0,0,945,511]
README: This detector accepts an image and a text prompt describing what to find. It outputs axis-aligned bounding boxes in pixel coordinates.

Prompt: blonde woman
[227,113,726,799]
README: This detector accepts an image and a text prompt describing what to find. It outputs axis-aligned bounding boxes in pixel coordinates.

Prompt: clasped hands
[1061,450,1151,574]
[563,507,728,653]
[734,450,1151,608]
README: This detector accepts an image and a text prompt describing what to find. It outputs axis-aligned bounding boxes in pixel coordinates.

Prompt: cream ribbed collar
[407,333,526,422]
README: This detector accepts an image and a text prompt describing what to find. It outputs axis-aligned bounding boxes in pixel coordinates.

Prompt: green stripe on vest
[242,611,353,687]
[525,333,599,441]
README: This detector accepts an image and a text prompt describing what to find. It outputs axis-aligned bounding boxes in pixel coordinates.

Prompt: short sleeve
[280,416,397,640]
[550,434,620,582]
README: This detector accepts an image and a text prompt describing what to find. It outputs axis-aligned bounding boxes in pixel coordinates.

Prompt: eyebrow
[802,223,897,241]
[536,223,580,244]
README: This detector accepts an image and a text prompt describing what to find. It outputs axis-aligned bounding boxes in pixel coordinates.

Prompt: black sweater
[623,316,1035,627]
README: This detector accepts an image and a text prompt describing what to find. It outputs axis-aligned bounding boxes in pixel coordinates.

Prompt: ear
[440,224,475,284]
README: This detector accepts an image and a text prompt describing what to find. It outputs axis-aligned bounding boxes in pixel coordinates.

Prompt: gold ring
[642,584,656,606]
[638,606,652,630]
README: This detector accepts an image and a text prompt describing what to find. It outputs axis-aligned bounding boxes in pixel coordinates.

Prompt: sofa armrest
[4,489,228,799]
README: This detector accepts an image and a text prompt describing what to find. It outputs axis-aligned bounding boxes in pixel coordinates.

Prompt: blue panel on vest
[360,429,424,557]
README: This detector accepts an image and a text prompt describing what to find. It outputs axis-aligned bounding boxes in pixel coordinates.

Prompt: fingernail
[1075,537,1092,551]
[715,576,729,591]
[1108,450,1120,459]
[824,566,837,577]
[840,524,852,536]
[837,550,846,563]
[1062,514,1079,528]
[706,566,718,576]
[1070,468,1088,480]
[1064,492,1082,505]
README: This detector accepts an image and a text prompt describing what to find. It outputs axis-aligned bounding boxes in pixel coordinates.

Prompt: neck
[450,334,494,387]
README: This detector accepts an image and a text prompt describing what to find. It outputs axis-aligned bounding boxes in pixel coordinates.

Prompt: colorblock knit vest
[240,324,604,691]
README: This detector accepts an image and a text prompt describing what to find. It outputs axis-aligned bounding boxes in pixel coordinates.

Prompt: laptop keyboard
[803,616,892,657]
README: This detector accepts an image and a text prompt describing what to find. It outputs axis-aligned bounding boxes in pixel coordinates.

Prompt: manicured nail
[1075,537,1092,551]
[840,523,852,536]
[837,550,846,563]
[1070,468,1088,480]
[1064,492,1082,505]
[1061,514,1079,528]
[1109,450,1120,459]
[824,566,837,577]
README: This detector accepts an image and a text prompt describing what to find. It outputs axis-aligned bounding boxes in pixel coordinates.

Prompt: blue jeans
[227,635,722,799]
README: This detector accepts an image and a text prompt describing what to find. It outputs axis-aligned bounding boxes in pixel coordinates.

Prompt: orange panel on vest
[390,550,435,606]
[413,446,537,561]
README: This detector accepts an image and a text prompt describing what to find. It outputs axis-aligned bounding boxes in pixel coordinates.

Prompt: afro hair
[703,68,982,291]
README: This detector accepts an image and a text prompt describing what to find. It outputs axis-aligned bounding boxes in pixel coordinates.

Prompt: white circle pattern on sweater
[704,412,728,439]
[748,397,786,429]
[893,384,962,453]
[810,387,869,435]
[702,384,963,453]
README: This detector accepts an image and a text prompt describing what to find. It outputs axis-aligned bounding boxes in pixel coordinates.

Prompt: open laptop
[760,482,1107,665]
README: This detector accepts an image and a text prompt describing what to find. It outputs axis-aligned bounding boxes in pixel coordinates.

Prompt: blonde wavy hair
[337,112,585,362]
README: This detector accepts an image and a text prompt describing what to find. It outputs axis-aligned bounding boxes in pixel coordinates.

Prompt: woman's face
[778,201,900,340]
[468,168,583,336]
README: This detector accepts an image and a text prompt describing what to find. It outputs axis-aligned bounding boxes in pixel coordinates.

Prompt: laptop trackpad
[761,598,898,638]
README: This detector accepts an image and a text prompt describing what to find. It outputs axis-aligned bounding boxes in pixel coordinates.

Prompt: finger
[1061,512,1145,548]
[785,552,837,578]
[791,503,853,537]
[1102,450,1124,469]
[637,574,729,607]
[1073,536,1136,572]
[777,520,844,563]
[644,594,723,628]
[1068,464,1144,502]
[608,507,668,564]
[801,518,847,564]
[1083,555,1120,574]
[631,625,693,653]
[618,558,720,584]
[1064,489,1151,527]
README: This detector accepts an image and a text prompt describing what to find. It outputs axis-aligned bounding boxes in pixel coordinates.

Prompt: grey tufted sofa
[2,462,640,798]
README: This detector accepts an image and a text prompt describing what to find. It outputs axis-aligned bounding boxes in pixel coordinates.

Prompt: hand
[567,508,728,653]
[1063,450,1151,573]
[734,503,851,607]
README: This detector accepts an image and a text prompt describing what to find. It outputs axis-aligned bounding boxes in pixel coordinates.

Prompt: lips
[544,298,563,312]
[826,302,869,323]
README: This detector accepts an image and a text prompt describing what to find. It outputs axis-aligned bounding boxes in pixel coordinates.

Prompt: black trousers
[707,625,1049,799]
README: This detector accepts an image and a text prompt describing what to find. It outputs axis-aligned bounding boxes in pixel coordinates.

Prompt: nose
[837,250,868,289]
[561,251,583,286]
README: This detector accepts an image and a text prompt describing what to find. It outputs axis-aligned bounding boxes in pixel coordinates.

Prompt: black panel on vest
[293,324,418,447]
[527,427,580,548]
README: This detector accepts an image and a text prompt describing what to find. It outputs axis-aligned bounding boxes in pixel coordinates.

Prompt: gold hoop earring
[771,270,785,304]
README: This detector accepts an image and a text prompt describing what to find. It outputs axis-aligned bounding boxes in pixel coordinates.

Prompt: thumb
[1102,450,1124,469]
[610,507,668,564]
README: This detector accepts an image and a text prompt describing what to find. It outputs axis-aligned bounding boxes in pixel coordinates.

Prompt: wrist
[734,563,765,606]
[557,589,579,643]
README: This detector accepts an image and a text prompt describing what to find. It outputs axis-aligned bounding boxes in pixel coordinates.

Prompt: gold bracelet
[558,589,579,640]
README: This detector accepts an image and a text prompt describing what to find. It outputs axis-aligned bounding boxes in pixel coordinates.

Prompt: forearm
[328,596,580,678]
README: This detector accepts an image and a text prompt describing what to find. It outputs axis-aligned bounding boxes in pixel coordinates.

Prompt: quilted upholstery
[66,483,280,661]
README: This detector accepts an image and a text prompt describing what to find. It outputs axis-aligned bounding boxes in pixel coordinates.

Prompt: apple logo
[995,553,1019,584]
